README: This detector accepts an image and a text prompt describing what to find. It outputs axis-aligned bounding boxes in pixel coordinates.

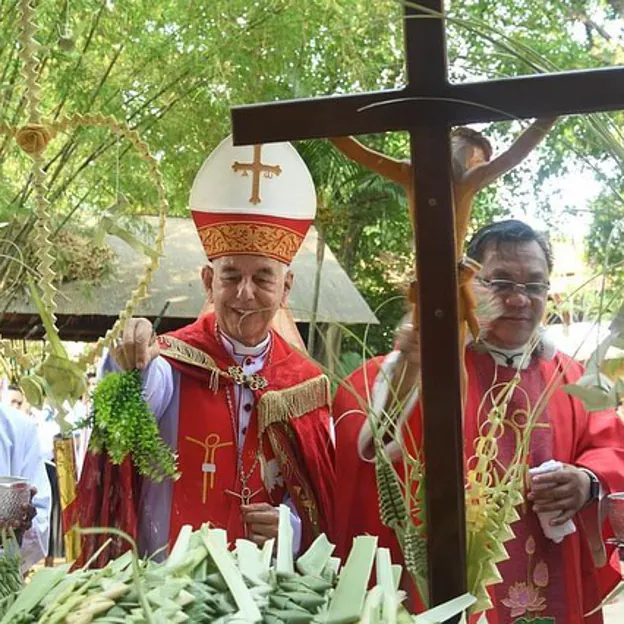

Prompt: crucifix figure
[232,144,282,204]
[226,486,264,537]
[230,0,624,614]
[329,118,556,256]
[226,486,264,507]
[186,433,233,504]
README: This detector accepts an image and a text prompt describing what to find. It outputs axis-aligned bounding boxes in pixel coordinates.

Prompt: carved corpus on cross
[230,0,624,614]
[232,144,282,204]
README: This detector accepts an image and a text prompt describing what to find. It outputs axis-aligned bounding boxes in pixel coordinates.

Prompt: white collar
[470,327,556,369]
[219,330,271,358]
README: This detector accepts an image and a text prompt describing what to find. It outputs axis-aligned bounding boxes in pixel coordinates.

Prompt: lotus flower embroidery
[501,582,547,618]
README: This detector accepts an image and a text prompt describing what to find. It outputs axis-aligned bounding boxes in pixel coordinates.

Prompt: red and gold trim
[191,211,310,264]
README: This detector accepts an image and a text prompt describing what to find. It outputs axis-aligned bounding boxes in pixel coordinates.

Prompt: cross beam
[230,0,624,615]
[232,65,624,143]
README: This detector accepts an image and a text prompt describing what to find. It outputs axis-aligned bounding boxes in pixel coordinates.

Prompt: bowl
[0,476,30,526]
[607,492,624,541]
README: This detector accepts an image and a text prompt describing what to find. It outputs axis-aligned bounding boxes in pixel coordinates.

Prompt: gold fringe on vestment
[257,375,331,437]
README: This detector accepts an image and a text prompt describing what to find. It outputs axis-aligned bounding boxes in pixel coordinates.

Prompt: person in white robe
[0,404,51,569]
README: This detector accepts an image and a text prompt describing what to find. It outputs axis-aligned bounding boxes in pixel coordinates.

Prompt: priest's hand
[111,317,159,370]
[388,318,421,413]
[528,464,591,525]
[241,503,279,546]
[395,320,420,368]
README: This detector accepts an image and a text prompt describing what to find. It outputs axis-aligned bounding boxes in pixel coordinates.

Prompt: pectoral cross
[186,433,233,504]
[232,144,282,204]
[226,486,263,537]
[226,486,263,507]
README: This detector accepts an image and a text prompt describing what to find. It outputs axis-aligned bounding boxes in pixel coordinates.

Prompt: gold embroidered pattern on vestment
[158,336,222,374]
[267,427,320,535]
[158,336,270,390]
[228,365,268,390]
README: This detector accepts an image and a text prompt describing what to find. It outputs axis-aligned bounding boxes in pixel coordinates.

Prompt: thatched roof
[0,217,377,341]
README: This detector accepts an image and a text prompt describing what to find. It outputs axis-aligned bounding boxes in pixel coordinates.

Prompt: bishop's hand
[241,503,279,547]
[111,317,160,371]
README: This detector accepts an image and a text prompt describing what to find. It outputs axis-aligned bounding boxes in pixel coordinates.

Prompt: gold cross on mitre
[232,144,282,205]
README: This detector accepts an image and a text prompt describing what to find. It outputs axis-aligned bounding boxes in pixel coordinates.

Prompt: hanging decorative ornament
[58,0,75,51]
[0,0,169,560]
[58,32,75,52]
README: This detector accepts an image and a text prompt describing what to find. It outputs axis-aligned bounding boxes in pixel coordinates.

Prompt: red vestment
[333,346,624,623]
[73,314,334,566]
[161,314,335,548]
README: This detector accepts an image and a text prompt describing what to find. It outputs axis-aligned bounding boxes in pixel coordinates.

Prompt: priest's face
[474,240,550,350]
[203,255,293,346]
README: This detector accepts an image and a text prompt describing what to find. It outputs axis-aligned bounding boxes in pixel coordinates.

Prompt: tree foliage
[1,0,623,353]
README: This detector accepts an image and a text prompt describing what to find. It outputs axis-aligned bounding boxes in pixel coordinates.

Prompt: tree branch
[52,1,109,120]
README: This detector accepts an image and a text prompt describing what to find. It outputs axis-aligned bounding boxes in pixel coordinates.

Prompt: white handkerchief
[529,460,577,544]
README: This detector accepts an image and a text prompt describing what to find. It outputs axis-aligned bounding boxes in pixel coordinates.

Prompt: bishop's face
[473,240,550,350]
[203,255,292,347]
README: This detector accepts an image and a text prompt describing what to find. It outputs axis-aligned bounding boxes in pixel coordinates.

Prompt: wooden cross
[230,0,624,614]
[232,144,282,205]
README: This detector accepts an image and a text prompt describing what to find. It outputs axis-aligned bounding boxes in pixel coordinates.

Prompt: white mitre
[189,135,316,265]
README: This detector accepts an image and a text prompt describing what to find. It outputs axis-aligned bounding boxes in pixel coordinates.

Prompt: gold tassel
[258,375,330,437]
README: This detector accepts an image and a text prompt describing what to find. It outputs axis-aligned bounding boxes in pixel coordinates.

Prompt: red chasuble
[160,313,335,549]
[333,346,624,623]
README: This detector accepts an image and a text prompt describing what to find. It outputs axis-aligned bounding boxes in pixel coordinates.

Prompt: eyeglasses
[477,277,549,298]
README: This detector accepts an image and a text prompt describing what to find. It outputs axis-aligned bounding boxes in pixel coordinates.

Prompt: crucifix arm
[329,136,411,187]
[467,117,558,191]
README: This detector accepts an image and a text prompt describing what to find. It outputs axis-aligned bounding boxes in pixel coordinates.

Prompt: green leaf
[27,278,67,359]
[199,527,262,623]
[98,216,161,260]
[585,581,624,617]
[562,383,618,411]
[296,533,335,577]
[411,593,476,623]
[39,353,88,404]
[0,565,71,624]
[19,374,46,409]
[324,535,377,624]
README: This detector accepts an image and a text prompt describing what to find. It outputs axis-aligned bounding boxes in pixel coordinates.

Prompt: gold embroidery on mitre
[232,144,282,205]
[198,222,304,264]
[257,375,331,438]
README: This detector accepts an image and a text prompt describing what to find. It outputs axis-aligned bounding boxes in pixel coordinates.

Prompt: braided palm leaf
[375,448,408,530]
[402,522,427,577]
